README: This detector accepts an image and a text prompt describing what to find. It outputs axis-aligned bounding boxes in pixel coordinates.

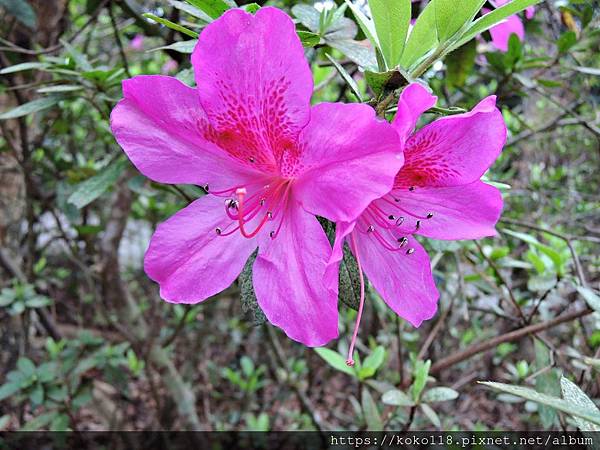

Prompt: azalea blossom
[129,33,144,51]
[110,7,403,346]
[326,83,506,364]
[485,0,536,52]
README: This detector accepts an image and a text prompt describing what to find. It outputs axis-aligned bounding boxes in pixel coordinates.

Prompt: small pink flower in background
[161,59,178,74]
[327,83,506,363]
[485,0,536,52]
[130,33,144,51]
[110,7,402,346]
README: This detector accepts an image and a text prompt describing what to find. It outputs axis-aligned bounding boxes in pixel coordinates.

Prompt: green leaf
[434,0,485,41]
[571,66,600,76]
[67,158,128,209]
[168,0,212,21]
[368,0,411,69]
[560,377,600,432]
[0,62,48,74]
[298,31,321,48]
[400,0,437,69]
[343,0,379,48]
[422,386,459,403]
[151,40,198,54]
[0,0,37,29]
[20,412,55,431]
[361,387,383,430]
[446,39,476,87]
[410,359,431,402]
[363,346,385,373]
[577,287,600,312]
[557,31,577,54]
[535,339,560,428]
[420,403,441,428]
[314,347,356,377]
[450,0,543,52]
[0,414,10,430]
[185,0,230,19]
[329,39,378,69]
[37,85,83,94]
[382,389,415,407]
[480,381,600,426]
[325,54,362,101]
[30,384,44,405]
[24,295,51,308]
[17,357,36,377]
[0,96,60,120]
[0,381,21,401]
[50,414,70,431]
[143,13,199,38]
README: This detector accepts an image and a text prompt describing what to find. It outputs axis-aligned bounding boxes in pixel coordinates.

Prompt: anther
[406,248,415,255]
[395,217,405,226]
[249,157,255,163]
[408,186,416,192]
[269,231,275,238]
[367,225,375,233]
[215,227,222,235]
[398,237,408,247]
[267,211,273,219]
[260,199,266,206]
[203,184,210,192]
[388,215,396,220]
[415,220,421,230]
[427,212,434,219]
[226,199,237,209]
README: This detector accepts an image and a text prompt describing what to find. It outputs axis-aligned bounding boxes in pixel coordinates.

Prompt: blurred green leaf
[363,346,385,373]
[382,389,415,407]
[361,387,383,430]
[0,0,36,29]
[0,96,61,120]
[420,403,441,428]
[422,387,459,403]
[143,13,199,38]
[0,62,48,74]
[410,359,431,402]
[185,0,229,19]
[557,31,577,54]
[298,31,321,48]
[577,287,600,313]
[67,158,128,209]
[315,348,355,377]
[446,39,476,87]
[401,0,437,69]
[434,0,484,41]
[560,377,600,432]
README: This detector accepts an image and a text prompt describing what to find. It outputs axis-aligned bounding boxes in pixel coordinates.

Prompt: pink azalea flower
[130,34,144,51]
[326,83,506,364]
[485,0,536,52]
[110,7,403,346]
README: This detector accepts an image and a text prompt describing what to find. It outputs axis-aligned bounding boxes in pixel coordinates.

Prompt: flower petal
[294,103,403,223]
[391,181,503,240]
[253,198,338,346]
[191,7,313,168]
[352,232,439,327]
[394,95,506,188]
[145,195,257,303]
[111,75,257,190]
[392,83,437,140]
[488,13,524,52]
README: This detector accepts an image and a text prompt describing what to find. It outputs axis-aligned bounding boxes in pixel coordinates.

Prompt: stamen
[415,220,421,231]
[408,186,416,192]
[215,227,222,235]
[235,188,271,239]
[346,233,366,367]
[427,212,434,219]
[203,184,210,192]
[249,157,255,163]
[398,237,408,247]
[396,216,405,226]
[388,215,396,220]
[367,225,375,233]
[406,248,415,255]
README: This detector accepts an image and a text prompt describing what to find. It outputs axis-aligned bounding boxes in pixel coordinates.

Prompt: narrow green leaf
[0,62,47,74]
[363,346,385,373]
[315,347,356,377]
[480,381,600,426]
[67,158,128,209]
[0,414,10,430]
[168,0,212,21]
[0,96,60,120]
[422,386,459,403]
[400,0,437,69]
[185,0,230,19]
[150,40,198,54]
[361,387,383,431]
[298,31,321,48]
[143,13,199,38]
[325,54,363,102]
[369,0,411,69]
[450,0,543,51]
[557,31,577,54]
[382,389,415,407]
[343,0,379,48]
[560,377,600,432]
[0,381,21,401]
[20,412,56,431]
[37,85,83,94]
[420,403,441,428]
[434,0,485,41]
[410,359,431,402]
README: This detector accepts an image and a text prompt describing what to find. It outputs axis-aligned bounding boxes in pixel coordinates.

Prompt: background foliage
[0,0,599,431]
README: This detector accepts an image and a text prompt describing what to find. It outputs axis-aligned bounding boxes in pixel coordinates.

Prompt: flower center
[211,179,292,240]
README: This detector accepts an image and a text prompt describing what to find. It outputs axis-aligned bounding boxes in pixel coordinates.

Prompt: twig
[108,2,132,78]
[430,307,592,375]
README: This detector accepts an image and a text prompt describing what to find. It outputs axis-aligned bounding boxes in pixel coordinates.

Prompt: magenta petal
[395,95,506,188]
[111,75,257,189]
[489,14,525,52]
[192,7,313,156]
[144,195,257,303]
[294,103,403,223]
[253,199,339,346]
[392,83,437,140]
[392,181,503,240]
[353,232,439,327]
